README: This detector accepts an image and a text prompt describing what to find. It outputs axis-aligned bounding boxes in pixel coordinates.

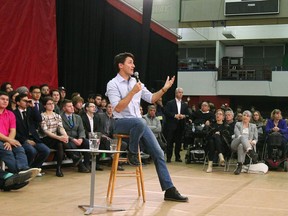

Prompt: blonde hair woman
[265,109,288,159]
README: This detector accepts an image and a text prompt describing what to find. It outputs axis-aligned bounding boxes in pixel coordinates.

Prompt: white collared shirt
[175,98,181,114]
[86,113,94,132]
[18,108,26,120]
[106,73,153,118]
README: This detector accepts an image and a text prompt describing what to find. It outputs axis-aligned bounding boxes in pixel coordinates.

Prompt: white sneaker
[36,173,43,177]
[19,168,41,181]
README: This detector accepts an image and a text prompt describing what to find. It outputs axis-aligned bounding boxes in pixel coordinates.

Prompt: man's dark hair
[84,102,94,111]
[87,93,95,100]
[29,85,40,92]
[0,91,9,97]
[42,96,53,105]
[62,99,72,107]
[50,89,60,96]
[15,93,28,103]
[94,93,102,99]
[40,84,49,89]
[113,52,134,72]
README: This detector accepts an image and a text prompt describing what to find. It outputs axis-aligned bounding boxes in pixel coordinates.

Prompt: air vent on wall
[224,0,279,16]
[222,29,236,38]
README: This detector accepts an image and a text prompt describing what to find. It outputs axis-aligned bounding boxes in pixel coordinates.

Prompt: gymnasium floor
[2,155,288,216]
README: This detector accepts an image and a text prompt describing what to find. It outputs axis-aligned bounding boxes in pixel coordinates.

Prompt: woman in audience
[40,97,69,177]
[0,82,13,92]
[224,109,236,144]
[231,110,258,175]
[265,109,288,159]
[205,109,230,173]
[7,91,19,111]
[251,110,266,143]
[235,112,243,122]
[100,97,108,112]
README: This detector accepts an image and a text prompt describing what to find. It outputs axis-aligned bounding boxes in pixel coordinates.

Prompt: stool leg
[138,151,146,202]
[107,137,122,204]
[106,153,117,200]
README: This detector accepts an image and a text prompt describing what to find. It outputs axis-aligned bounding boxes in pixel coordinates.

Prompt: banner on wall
[0,0,58,89]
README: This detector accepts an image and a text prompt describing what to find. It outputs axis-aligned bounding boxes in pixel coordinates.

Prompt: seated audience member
[16,86,29,95]
[0,82,13,93]
[0,91,30,173]
[251,110,266,144]
[234,105,242,121]
[40,84,50,100]
[191,101,215,126]
[231,110,258,175]
[140,105,144,117]
[29,85,44,113]
[209,102,216,114]
[154,97,165,124]
[58,86,66,109]
[265,109,288,159]
[250,106,256,114]
[100,97,108,113]
[205,109,231,173]
[86,93,95,104]
[58,86,66,101]
[235,112,243,122]
[224,109,236,144]
[0,169,40,191]
[13,94,50,172]
[60,100,90,173]
[7,91,19,111]
[72,96,84,115]
[80,102,105,171]
[95,102,128,170]
[71,92,81,100]
[143,105,165,150]
[51,89,61,114]
[94,94,103,113]
[40,97,69,177]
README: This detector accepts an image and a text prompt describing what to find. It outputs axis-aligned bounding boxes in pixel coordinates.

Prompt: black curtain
[56,0,178,103]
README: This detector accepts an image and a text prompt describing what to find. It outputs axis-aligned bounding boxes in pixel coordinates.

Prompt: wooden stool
[106,134,145,204]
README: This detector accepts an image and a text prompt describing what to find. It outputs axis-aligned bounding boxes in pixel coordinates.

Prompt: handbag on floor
[242,163,268,174]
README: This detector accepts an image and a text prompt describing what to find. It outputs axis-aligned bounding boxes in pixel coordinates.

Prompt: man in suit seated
[29,85,44,113]
[13,94,50,174]
[60,99,90,173]
[95,102,127,171]
[81,102,110,171]
[164,87,189,163]
[143,105,166,151]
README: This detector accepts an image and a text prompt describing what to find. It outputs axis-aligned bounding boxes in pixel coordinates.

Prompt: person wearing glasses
[40,96,69,177]
[29,86,44,113]
[13,94,50,174]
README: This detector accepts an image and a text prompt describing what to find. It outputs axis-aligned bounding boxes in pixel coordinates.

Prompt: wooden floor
[2,155,288,216]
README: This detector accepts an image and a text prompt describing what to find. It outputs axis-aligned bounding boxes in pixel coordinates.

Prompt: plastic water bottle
[192,123,195,132]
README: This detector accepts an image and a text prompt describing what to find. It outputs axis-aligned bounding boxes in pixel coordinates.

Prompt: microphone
[134,71,140,82]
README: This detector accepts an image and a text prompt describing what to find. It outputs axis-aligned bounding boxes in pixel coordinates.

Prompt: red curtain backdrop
[0,0,58,89]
